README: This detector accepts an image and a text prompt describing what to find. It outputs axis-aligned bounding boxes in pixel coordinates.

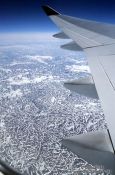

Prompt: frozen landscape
[0,33,110,174]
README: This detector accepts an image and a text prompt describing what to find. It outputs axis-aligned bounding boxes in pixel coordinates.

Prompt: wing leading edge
[42,5,115,173]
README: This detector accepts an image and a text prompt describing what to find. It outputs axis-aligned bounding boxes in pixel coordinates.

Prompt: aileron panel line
[86,54,115,148]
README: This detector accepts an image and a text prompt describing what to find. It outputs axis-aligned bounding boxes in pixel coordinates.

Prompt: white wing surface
[42,6,115,173]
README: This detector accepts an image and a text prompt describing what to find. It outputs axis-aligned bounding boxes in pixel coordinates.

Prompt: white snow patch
[6,136,11,143]
[8,76,30,85]
[65,65,90,73]
[5,89,23,98]
[33,75,54,83]
[10,61,31,66]
[75,104,84,108]
[39,162,45,171]
[51,97,56,103]
[0,68,11,73]
[66,124,75,131]
[48,75,54,80]
[88,102,97,107]
[8,74,55,85]
[0,120,5,128]
[32,76,47,83]
[27,55,53,64]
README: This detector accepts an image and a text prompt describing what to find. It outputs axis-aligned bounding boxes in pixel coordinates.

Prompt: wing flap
[64,77,94,84]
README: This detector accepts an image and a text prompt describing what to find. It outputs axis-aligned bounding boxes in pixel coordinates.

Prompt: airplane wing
[42,6,115,173]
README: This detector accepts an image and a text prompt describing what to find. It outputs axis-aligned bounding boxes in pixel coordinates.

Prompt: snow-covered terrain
[0,33,109,175]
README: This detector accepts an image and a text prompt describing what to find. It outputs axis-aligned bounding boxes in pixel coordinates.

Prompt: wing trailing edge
[64,77,94,84]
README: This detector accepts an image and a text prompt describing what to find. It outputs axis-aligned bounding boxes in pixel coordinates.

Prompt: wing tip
[42,5,60,16]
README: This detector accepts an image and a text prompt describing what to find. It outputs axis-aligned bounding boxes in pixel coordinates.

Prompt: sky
[1,0,115,33]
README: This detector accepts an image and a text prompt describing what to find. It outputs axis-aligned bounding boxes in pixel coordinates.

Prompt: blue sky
[1,0,115,32]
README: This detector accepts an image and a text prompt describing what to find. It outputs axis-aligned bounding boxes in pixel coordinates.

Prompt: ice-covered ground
[0,33,109,175]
